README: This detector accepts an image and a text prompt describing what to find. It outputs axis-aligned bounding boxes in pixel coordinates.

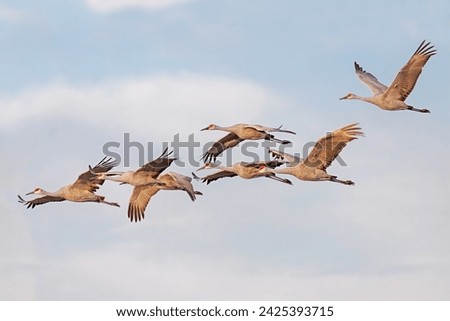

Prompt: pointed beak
[25,191,35,195]
[197,163,213,171]
[339,95,347,100]
[201,127,209,131]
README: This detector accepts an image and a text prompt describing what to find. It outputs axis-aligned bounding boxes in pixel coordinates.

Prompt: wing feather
[242,160,286,169]
[165,172,200,201]
[354,62,388,95]
[18,194,65,209]
[73,156,118,192]
[246,124,296,135]
[385,40,436,101]
[201,133,243,163]
[127,186,160,222]
[303,123,364,170]
[195,170,237,185]
[137,148,175,177]
[268,148,302,164]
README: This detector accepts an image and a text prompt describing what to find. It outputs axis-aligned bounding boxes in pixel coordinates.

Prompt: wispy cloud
[0,4,25,22]
[0,73,288,138]
[3,74,449,300]
[0,73,291,172]
[85,0,194,13]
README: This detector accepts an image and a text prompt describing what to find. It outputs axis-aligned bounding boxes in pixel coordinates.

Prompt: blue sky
[1,0,450,300]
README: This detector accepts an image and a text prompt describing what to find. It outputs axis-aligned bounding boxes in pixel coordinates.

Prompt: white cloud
[85,0,193,13]
[0,4,25,22]
[0,194,36,300]
[0,73,288,139]
[2,74,449,301]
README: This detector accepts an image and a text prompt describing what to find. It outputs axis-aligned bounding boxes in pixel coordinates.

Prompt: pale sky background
[1,0,449,300]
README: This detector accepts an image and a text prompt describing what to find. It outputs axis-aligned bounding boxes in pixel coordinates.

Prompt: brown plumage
[18,157,120,209]
[270,123,363,185]
[201,123,295,163]
[202,132,243,163]
[340,40,436,113]
[127,172,202,222]
[193,160,291,185]
[93,148,175,186]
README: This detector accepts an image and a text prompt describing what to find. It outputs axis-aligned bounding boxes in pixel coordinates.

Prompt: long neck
[41,187,66,197]
[273,166,295,175]
[214,125,233,132]
[214,164,235,173]
[353,94,376,104]
[216,124,243,135]
[105,171,133,184]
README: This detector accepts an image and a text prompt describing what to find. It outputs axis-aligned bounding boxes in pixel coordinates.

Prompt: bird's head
[26,187,43,195]
[201,124,217,131]
[339,93,356,100]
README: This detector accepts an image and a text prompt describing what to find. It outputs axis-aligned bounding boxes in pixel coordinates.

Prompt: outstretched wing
[127,186,160,222]
[240,161,292,185]
[201,133,243,163]
[137,148,176,177]
[165,172,202,201]
[193,170,237,185]
[18,194,65,209]
[268,148,302,164]
[385,40,436,101]
[354,62,388,95]
[303,123,364,170]
[246,124,296,135]
[73,156,118,192]
[242,160,286,169]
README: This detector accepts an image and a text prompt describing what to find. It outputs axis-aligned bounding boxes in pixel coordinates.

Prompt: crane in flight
[18,157,120,208]
[269,123,364,185]
[128,172,202,222]
[201,123,295,163]
[89,149,182,222]
[340,40,436,113]
[193,160,292,185]
[90,148,174,187]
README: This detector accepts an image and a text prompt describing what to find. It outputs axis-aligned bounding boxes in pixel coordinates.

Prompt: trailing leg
[407,105,430,113]
[265,173,293,185]
[96,195,120,207]
[102,200,120,207]
[330,176,354,186]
